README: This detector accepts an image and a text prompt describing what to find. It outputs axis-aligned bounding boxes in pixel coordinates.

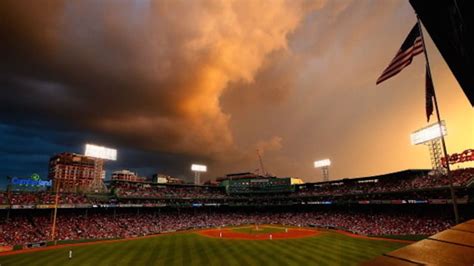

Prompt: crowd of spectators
[0,208,453,246]
[0,168,472,205]
[0,216,44,245]
[411,168,474,188]
[297,168,474,197]
[0,192,90,205]
[113,168,474,199]
[113,182,226,199]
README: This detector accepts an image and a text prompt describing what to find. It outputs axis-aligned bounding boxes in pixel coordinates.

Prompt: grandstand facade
[1,168,473,248]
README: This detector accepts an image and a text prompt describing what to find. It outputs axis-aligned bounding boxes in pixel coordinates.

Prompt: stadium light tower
[85,144,117,192]
[191,164,207,185]
[314,159,331,182]
[410,121,447,172]
[411,121,459,225]
[51,143,117,244]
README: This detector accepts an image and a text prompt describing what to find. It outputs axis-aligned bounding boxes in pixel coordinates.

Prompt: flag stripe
[376,45,423,83]
[376,40,423,83]
[385,37,423,65]
[376,24,424,85]
[380,42,423,76]
[381,42,423,75]
[376,62,410,84]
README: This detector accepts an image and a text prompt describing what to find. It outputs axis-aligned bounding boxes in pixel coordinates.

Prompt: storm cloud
[0,0,322,156]
[0,0,472,183]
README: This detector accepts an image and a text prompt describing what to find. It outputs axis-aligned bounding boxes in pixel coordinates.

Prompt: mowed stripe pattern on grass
[0,232,406,266]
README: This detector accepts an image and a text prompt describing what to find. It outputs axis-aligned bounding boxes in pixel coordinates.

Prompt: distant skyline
[0,0,473,188]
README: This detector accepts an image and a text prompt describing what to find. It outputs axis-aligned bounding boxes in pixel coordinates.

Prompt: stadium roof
[410,0,474,106]
[307,169,431,186]
[346,169,431,181]
[225,172,255,177]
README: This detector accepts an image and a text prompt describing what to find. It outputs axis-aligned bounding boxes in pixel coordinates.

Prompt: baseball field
[0,225,410,266]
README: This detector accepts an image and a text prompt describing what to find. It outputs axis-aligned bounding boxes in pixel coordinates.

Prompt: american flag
[376,23,424,85]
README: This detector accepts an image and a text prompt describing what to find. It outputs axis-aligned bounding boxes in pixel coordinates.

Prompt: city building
[48,152,105,192]
[111,170,146,182]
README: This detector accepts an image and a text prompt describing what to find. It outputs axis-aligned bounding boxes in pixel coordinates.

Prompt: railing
[465,176,474,187]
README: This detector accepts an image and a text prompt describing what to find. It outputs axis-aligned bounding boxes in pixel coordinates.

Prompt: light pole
[410,121,458,224]
[191,164,207,185]
[314,159,331,182]
[410,122,447,172]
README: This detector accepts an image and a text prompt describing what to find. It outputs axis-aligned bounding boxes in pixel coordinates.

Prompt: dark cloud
[0,124,70,187]
[0,0,472,184]
[0,123,199,188]
[0,0,322,159]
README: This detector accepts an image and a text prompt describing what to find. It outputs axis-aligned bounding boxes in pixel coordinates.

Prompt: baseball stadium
[1,167,474,265]
[1,0,474,265]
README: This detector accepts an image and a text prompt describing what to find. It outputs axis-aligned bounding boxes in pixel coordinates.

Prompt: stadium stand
[0,168,472,247]
[0,192,89,205]
[364,219,474,265]
[0,207,455,246]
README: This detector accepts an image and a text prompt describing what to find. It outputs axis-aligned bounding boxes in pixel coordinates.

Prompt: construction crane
[256,149,267,176]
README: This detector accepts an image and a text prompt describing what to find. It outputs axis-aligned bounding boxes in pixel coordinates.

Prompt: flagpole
[416,16,459,225]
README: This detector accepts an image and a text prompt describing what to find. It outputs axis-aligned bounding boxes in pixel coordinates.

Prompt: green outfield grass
[232,225,287,234]
[0,229,408,266]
